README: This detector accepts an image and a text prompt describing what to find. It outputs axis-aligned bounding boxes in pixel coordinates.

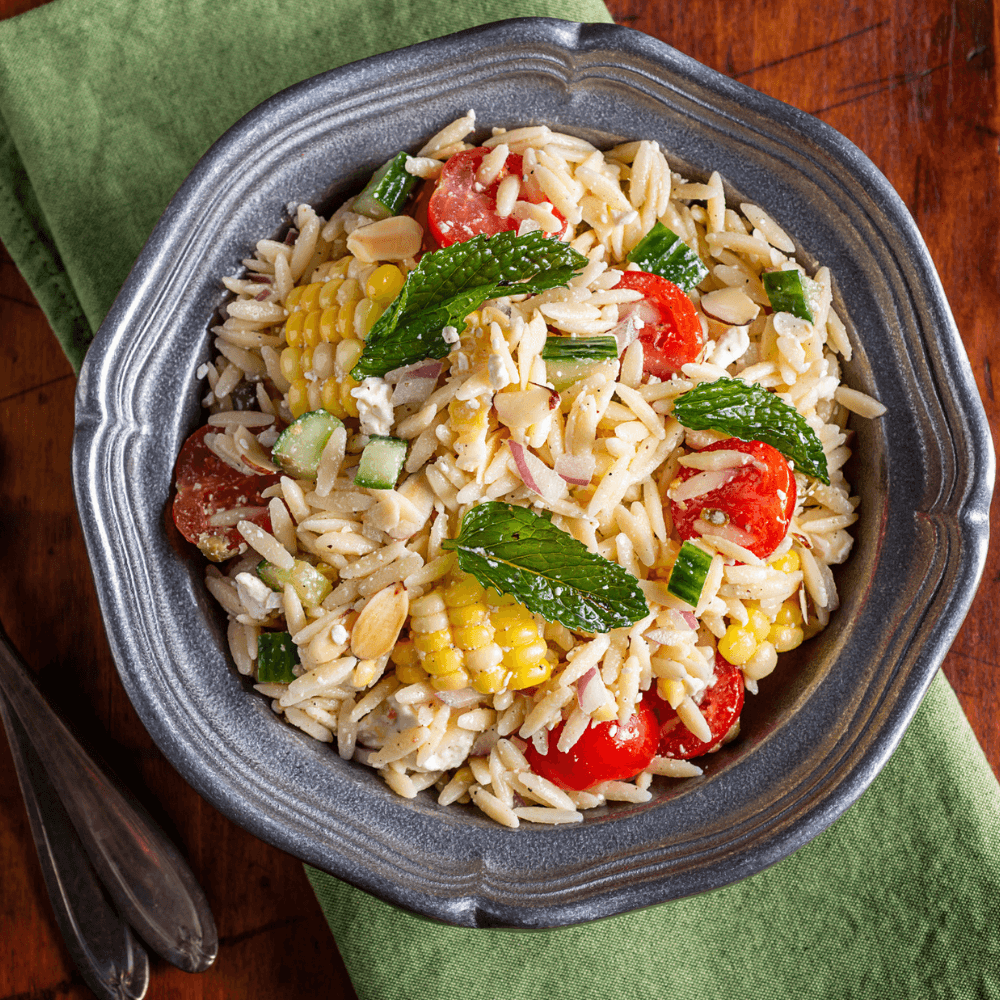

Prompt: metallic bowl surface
[72,18,993,928]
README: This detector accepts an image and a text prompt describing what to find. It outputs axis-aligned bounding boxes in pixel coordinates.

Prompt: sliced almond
[350,582,410,661]
[699,287,760,327]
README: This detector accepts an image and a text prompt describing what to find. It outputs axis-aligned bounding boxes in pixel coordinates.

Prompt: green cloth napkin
[2,2,997,998]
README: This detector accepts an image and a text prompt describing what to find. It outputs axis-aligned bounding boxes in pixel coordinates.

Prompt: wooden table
[1,1,996,996]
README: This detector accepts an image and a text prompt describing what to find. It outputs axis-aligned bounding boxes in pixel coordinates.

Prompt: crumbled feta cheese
[442,325,460,345]
[707,326,751,369]
[351,377,394,438]
[257,426,280,448]
[330,623,349,645]
[487,354,511,391]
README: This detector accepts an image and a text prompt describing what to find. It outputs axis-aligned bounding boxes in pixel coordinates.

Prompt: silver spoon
[0,620,218,982]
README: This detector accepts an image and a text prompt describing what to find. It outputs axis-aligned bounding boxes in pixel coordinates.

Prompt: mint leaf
[672,378,830,484]
[626,222,709,291]
[442,502,649,633]
[352,232,587,379]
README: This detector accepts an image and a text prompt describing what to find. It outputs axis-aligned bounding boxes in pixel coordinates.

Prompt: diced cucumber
[256,631,299,684]
[544,358,604,392]
[667,541,714,608]
[762,269,814,322]
[540,335,619,362]
[354,435,407,489]
[272,410,344,479]
[626,221,709,291]
[352,152,419,221]
[257,558,333,607]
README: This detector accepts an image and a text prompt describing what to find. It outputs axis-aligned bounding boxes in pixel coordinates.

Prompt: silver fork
[0,620,217,998]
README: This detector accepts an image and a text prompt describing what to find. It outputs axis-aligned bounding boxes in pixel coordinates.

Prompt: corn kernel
[320,376,347,418]
[769,624,805,653]
[284,311,306,347]
[471,666,507,695]
[448,604,489,629]
[718,625,757,665]
[486,588,516,606]
[452,625,492,651]
[774,600,803,627]
[365,264,406,304]
[496,622,542,650]
[287,378,310,418]
[431,668,471,692]
[389,640,418,668]
[285,285,305,311]
[302,311,322,348]
[318,278,343,310]
[336,338,365,375]
[279,346,304,383]
[319,306,339,343]
[395,662,428,685]
[423,647,464,677]
[336,298,359,338]
[492,606,533,630]
[354,298,384,338]
[657,677,686,709]
[414,630,452,654]
[509,658,551,690]
[747,606,772,643]
[743,640,778,680]
[444,577,485,608]
[300,282,322,312]
[340,376,360,418]
[771,550,801,574]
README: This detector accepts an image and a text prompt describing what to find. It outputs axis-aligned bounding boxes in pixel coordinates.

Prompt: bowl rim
[72,17,994,928]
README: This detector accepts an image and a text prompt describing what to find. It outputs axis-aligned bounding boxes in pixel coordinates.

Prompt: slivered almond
[350,582,409,660]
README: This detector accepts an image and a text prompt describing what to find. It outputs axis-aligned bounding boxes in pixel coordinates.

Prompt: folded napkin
[2,2,997,998]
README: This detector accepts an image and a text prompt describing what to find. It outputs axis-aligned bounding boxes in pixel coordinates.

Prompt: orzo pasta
[172,111,884,828]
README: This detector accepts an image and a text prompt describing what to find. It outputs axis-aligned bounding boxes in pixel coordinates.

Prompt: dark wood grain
[1,1,997,997]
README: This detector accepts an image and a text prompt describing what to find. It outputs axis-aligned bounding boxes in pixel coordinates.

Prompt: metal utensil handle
[0,690,150,999]
[0,622,218,972]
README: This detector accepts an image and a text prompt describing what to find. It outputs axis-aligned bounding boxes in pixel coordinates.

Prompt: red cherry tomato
[427,147,565,247]
[523,701,659,791]
[617,271,705,379]
[669,438,796,559]
[172,426,280,562]
[653,653,745,760]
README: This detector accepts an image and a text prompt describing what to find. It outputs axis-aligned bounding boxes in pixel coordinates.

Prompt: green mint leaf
[352,283,496,378]
[441,502,649,633]
[762,269,814,322]
[626,222,709,291]
[672,378,830,484]
[352,232,587,379]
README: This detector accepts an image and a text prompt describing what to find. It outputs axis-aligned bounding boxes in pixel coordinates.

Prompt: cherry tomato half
[172,425,280,562]
[669,438,796,560]
[653,653,745,760]
[617,271,705,379]
[523,701,659,791]
[427,147,564,247]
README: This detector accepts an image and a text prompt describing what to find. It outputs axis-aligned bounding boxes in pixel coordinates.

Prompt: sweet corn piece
[396,662,428,685]
[774,600,803,627]
[718,623,758,666]
[746,606,772,644]
[769,623,805,653]
[365,264,406,304]
[771,550,801,574]
[423,647,464,677]
[657,676,686,709]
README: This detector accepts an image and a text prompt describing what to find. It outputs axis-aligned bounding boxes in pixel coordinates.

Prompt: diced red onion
[576,666,598,708]
[554,452,595,486]
[384,360,443,384]
[508,441,567,504]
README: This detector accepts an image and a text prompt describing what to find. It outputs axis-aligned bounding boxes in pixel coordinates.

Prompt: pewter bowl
[72,18,993,927]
